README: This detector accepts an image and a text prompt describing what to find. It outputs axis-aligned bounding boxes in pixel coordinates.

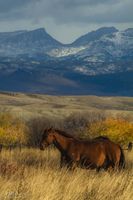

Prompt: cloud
[0,0,118,12]
[0,0,132,23]
[0,0,132,43]
[0,0,37,12]
[0,0,39,21]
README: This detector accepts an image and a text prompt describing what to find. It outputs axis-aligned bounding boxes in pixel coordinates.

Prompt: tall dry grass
[0,111,133,199]
[0,148,133,200]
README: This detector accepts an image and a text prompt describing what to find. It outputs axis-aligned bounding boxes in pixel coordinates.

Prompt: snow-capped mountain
[72,27,118,46]
[47,27,133,76]
[0,28,62,56]
[0,27,133,95]
[50,27,133,60]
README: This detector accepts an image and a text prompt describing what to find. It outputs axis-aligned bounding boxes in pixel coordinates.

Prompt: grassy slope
[0,92,133,120]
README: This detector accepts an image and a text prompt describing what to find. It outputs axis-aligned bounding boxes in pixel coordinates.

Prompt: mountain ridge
[0,26,133,96]
[71,26,118,46]
[0,26,129,47]
[0,28,63,56]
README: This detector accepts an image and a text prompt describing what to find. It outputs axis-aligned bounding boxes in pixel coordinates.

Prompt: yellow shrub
[0,113,28,146]
[86,118,133,144]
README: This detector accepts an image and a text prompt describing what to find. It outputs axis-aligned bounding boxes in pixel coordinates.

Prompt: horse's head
[40,127,55,150]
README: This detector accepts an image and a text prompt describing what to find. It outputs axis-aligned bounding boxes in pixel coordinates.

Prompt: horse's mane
[94,136,110,140]
[54,130,110,141]
[54,129,76,139]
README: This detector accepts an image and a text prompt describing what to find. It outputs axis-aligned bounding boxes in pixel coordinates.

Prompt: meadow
[0,92,133,200]
[0,148,133,200]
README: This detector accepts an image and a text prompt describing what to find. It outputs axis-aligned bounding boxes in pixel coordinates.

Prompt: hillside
[0,92,133,120]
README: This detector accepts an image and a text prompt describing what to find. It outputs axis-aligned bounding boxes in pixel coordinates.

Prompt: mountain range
[0,27,133,96]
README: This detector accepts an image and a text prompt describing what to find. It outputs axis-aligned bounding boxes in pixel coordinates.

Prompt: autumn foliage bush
[86,117,133,144]
[63,111,107,135]
[0,112,133,146]
[0,113,28,146]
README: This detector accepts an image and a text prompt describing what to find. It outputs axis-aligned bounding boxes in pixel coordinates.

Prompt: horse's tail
[119,146,125,169]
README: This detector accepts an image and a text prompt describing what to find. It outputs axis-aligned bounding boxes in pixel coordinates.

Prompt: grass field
[0,92,133,200]
[0,148,133,200]
[0,92,133,120]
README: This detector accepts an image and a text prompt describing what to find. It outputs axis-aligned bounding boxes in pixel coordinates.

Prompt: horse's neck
[53,132,72,152]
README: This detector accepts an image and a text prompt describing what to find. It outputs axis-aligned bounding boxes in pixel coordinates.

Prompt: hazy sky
[0,0,133,43]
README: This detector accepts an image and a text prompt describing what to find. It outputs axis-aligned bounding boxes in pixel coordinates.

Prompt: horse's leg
[60,154,73,169]
[104,159,115,172]
[96,152,106,172]
[70,153,80,170]
[114,160,123,172]
[71,161,78,170]
[61,152,80,170]
[60,154,66,168]
[107,165,114,173]
[96,166,101,172]
[64,159,77,170]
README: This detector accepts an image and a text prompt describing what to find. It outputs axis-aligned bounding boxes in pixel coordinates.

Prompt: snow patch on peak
[102,30,133,46]
[48,46,86,57]
[102,31,124,45]
[74,66,90,75]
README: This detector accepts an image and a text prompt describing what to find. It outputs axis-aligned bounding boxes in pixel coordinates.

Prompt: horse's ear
[48,127,53,131]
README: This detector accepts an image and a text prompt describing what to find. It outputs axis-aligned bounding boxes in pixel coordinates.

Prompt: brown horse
[40,128,125,171]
